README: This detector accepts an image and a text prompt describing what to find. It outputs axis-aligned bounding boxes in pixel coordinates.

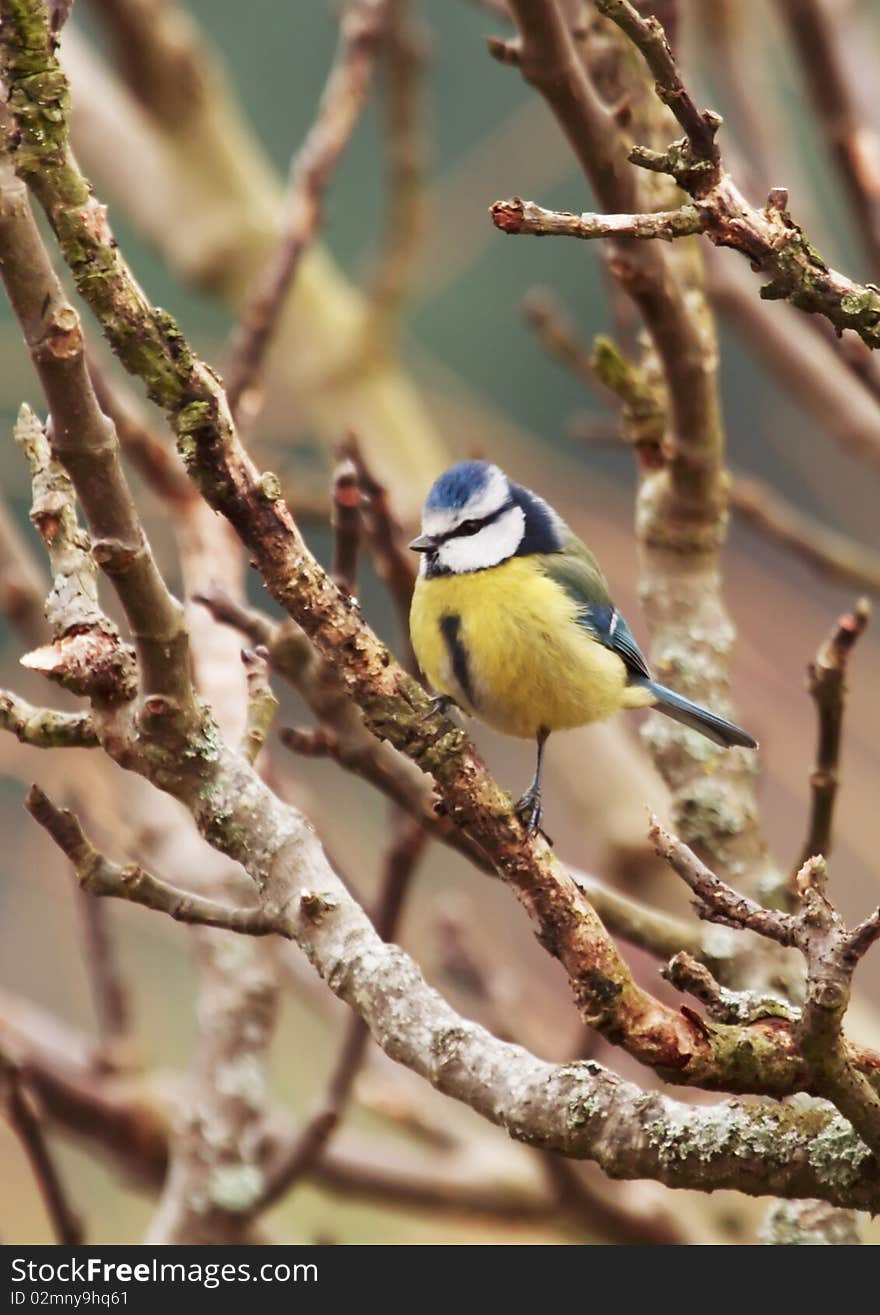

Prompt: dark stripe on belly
[439,613,476,708]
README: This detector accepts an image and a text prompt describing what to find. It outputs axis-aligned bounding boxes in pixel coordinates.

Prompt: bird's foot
[514,788,551,844]
[423,692,456,721]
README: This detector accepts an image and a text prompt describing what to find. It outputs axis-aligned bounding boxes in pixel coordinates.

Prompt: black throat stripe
[439,613,476,708]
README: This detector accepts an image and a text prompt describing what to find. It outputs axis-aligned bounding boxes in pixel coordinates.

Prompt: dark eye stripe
[434,498,514,546]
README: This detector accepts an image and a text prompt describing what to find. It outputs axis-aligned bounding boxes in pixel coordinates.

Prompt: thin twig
[367,0,427,341]
[223,0,388,425]
[0,495,48,647]
[523,288,600,390]
[0,691,97,749]
[240,647,278,765]
[796,600,871,873]
[26,787,287,938]
[74,885,132,1057]
[342,434,416,652]
[775,0,880,274]
[662,951,797,1026]
[731,479,880,595]
[590,0,880,346]
[330,455,363,598]
[596,0,721,169]
[710,255,880,472]
[492,195,705,241]
[653,817,880,1154]
[650,816,798,947]
[2,1058,84,1244]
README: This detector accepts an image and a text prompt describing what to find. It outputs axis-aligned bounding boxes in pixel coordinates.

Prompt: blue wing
[541,551,652,681]
[580,603,652,681]
[540,546,757,749]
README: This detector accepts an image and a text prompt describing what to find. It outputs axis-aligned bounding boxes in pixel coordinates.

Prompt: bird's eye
[458,518,483,536]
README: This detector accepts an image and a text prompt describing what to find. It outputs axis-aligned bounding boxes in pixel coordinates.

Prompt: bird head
[409,461,562,575]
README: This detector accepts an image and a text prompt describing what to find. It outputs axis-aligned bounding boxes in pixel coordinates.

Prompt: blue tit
[409,460,757,835]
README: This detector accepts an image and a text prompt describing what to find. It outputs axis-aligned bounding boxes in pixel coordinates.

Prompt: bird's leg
[515,727,550,839]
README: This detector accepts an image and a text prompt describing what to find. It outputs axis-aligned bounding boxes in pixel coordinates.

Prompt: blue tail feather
[638,679,758,750]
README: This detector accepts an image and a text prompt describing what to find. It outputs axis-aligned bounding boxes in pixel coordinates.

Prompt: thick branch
[7,0,879,1105]
[259,818,426,1210]
[0,166,193,714]
[18,782,880,1208]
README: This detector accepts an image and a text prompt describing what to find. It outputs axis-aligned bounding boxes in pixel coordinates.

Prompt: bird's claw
[514,789,551,844]
[423,692,456,721]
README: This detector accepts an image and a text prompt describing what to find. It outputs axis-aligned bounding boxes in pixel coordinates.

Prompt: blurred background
[1,0,879,1244]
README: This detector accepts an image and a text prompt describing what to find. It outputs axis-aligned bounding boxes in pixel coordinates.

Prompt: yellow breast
[409,557,634,739]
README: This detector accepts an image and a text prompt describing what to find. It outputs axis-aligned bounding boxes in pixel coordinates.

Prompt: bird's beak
[408,533,436,553]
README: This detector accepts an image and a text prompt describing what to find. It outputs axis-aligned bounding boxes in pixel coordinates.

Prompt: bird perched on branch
[409,461,756,836]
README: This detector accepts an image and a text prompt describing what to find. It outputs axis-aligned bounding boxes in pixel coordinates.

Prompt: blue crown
[425,461,495,511]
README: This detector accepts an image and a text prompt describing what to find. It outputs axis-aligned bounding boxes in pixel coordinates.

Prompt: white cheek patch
[435,505,525,573]
[421,465,509,538]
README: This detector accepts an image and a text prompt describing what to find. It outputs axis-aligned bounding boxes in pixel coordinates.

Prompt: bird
[408,460,757,836]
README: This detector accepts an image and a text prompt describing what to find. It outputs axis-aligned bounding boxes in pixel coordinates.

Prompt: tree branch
[0,691,97,748]
[730,479,880,596]
[73,882,132,1060]
[505,0,724,515]
[365,0,427,342]
[1,1055,84,1244]
[0,491,49,647]
[25,786,284,937]
[0,168,193,714]
[258,818,426,1211]
[8,0,880,1130]
[240,647,278,766]
[87,354,194,506]
[342,433,417,667]
[222,0,388,426]
[709,255,880,474]
[595,0,880,346]
[491,195,705,240]
[653,818,880,1155]
[330,455,363,598]
[774,0,880,274]
[797,600,871,873]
